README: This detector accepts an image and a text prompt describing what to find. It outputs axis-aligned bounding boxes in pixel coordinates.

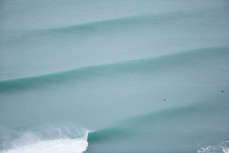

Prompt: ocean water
[0,0,229,153]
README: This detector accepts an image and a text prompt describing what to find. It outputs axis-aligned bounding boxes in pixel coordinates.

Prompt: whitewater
[1,139,88,153]
[0,0,229,153]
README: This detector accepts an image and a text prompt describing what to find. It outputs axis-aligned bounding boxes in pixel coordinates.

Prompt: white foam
[198,141,229,153]
[0,138,88,153]
[0,130,88,153]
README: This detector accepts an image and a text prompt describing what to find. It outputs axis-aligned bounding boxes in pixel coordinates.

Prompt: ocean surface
[1,0,229,153]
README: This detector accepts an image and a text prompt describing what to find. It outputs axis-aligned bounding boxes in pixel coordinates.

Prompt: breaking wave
[0,138,88,153]
[0,125,88,153]
[198,141,229,153]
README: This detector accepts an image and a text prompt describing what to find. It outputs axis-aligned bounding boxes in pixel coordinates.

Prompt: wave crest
[1,138,88,153]
[0,125,88,153]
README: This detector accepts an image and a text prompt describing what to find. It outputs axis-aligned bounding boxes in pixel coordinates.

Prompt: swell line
[0,47,228,92]
[88,96,229,144]
[30,6,228,33]
[3,6,225,43]
[87,104,202,143]
[88,128,132,144]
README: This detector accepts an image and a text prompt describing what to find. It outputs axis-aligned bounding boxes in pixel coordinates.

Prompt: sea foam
[1,138,88,153]
[198,141,229,153]
[0,128,88,153]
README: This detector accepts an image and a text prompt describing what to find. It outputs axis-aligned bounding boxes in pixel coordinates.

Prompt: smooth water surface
[1,0,229,153]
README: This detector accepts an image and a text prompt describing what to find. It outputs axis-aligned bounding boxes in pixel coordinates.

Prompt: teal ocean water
[1,0,229,153]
